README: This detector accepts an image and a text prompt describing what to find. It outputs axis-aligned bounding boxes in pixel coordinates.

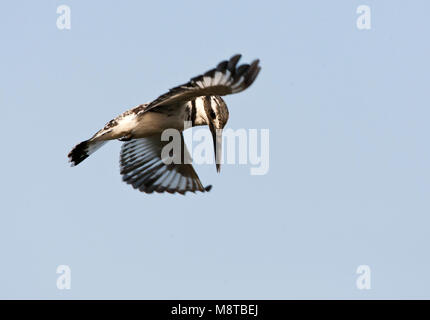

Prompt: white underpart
[111,114,137,136]
[132,104,188,138]
[194,97,209,126]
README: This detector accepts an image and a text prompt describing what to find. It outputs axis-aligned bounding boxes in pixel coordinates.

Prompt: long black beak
[209,123,223,173]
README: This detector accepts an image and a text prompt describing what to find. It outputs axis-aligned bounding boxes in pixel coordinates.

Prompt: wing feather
[145,54,261,111]
[120,134,211,194]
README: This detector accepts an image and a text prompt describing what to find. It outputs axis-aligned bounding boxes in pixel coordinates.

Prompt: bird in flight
[68,54,261,194]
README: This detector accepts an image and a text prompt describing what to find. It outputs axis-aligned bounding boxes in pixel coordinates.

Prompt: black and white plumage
[68,54,261,194]
[120,134,211,194]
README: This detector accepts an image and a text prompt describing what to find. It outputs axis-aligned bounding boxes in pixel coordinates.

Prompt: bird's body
[91,96,220,142]
[68,54,261,194]
[93,103,187,142]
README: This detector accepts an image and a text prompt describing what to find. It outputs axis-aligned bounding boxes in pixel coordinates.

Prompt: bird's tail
[68,139,107,166]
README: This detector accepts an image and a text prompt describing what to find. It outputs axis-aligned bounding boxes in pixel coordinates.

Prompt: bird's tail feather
[68,139,107,166]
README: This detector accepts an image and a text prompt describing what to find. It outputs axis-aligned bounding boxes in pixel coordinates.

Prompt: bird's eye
[209,110,216,119]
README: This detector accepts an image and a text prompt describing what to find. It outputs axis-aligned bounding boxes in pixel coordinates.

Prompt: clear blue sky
[1,0,429,299]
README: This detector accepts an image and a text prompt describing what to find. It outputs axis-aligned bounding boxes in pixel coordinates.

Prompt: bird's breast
[131,107,187,138]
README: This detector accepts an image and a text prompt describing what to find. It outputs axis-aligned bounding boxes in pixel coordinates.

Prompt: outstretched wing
[120,134,211,194]
[145,54,261,111]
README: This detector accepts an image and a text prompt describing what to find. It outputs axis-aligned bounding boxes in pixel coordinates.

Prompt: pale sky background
[1,0,429,299]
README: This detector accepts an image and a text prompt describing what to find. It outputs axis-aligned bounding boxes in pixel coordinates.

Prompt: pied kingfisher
[68,54,261,194]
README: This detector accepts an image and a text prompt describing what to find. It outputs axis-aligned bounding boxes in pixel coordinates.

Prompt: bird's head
[203,96,229,173]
